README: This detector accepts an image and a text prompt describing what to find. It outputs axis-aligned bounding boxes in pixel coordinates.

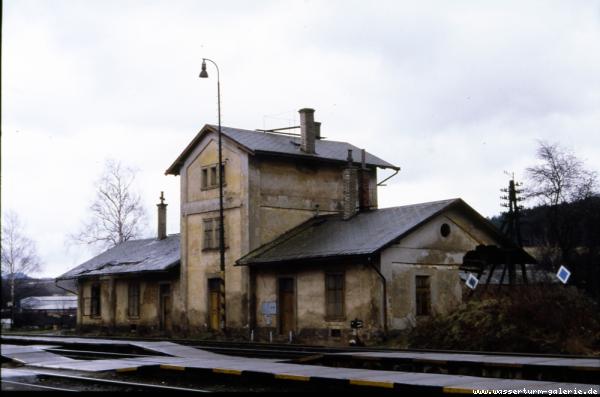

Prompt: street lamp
[200,58,226,332]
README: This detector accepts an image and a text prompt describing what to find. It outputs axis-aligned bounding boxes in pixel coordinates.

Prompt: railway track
[1,370,211,392]
[3,334,598,384]
[4,332,595,359]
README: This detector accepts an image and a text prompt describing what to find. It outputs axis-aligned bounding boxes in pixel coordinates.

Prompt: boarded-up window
[203,217,227,250]
[325,273,345,320]
[128,281,140,317]
[415,276,431,316]
[91,284,101,317]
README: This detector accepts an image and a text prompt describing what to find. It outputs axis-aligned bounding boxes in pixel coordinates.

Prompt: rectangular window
[201,163,226,190]
[325,273,345,320]
[91,284,101,317]
[128,281,140,317]
[203,218,214,249]
[415,275,431,316]
[203,217,227,250]
[201,168,208,189]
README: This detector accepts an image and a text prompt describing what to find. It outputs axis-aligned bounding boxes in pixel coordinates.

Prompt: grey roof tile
[166,125,399,175]
[237,199,460,266]
[58,234,180,279]
[219,126,397,168]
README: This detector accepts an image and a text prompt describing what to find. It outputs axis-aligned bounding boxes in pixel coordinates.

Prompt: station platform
[2,335,598,393]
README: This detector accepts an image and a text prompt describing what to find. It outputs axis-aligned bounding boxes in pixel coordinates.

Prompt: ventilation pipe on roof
[299,108,316,154]
[314,121,321,140]
[342,150,359,220]
[157,192,167,240]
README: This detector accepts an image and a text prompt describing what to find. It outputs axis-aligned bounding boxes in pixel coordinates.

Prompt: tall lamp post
[200,58,226,331]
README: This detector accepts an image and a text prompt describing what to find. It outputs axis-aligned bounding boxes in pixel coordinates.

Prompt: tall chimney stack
[157,191,167,240]
[359,149,371,211]
[342,150,358,220]
[299,108,316,154]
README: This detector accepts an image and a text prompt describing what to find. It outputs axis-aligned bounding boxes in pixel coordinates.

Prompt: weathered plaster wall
[255,158,378,245]
[252,263,381,343]
[177,129,383,335]
[78,276,180,333]
[381,209,504,330]
[180,134,249,331]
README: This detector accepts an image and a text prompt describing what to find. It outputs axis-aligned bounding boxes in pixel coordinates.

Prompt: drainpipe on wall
[342,150,358,220]
[368,259,388,334]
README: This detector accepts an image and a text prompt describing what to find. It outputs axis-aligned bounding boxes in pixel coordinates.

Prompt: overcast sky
[2,0,599,278]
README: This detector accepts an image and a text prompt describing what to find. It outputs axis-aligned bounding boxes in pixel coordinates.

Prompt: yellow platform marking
[213,368,242,375]
[443,386,475,394]
[116,367,137,373]
[275,374,310,382]
[349,379,394,389]
[160,364,185,371]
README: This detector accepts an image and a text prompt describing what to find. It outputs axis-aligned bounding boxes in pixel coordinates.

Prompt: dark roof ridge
[374,198,460,211]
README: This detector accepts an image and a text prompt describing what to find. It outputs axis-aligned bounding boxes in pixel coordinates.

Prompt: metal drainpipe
[368,259,388,334]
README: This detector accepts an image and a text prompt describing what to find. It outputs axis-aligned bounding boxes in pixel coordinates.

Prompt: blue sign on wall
[261,301,277,315]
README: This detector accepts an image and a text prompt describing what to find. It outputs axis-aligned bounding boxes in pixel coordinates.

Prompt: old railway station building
[59,108,529,342]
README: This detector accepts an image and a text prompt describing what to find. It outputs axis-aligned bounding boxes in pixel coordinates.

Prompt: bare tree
[71,159,148,250]
[1,211,42,326]
[526,141,597,206]
[525,141,598,262]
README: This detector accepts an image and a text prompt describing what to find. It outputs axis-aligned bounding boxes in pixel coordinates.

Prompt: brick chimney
[157,191,167,240]
[299,108,316,154]
[342,150,358,220]
[359,149,371,210]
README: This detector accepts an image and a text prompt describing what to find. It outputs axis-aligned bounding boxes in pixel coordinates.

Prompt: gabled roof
[237,198,528,267]
[57,234,180,280]
[165,125,399,175]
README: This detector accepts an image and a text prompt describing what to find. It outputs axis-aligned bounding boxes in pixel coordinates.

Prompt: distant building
[17,295,78,329]
[20,295,78,312]
[57,216,180,334]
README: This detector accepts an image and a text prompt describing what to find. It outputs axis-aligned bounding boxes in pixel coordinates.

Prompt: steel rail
[2,332,596,359]
[1,379,77,392]
[32,371,211,392]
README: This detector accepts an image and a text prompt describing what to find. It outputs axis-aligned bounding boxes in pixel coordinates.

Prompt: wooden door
[278,278,295,335]
[208,278,221,331]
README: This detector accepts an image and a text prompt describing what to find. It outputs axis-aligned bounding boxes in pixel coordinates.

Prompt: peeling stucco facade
[175,129,380,335]
[77,273,180,334]
[67,114,515,343]
[249,208,507,343]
